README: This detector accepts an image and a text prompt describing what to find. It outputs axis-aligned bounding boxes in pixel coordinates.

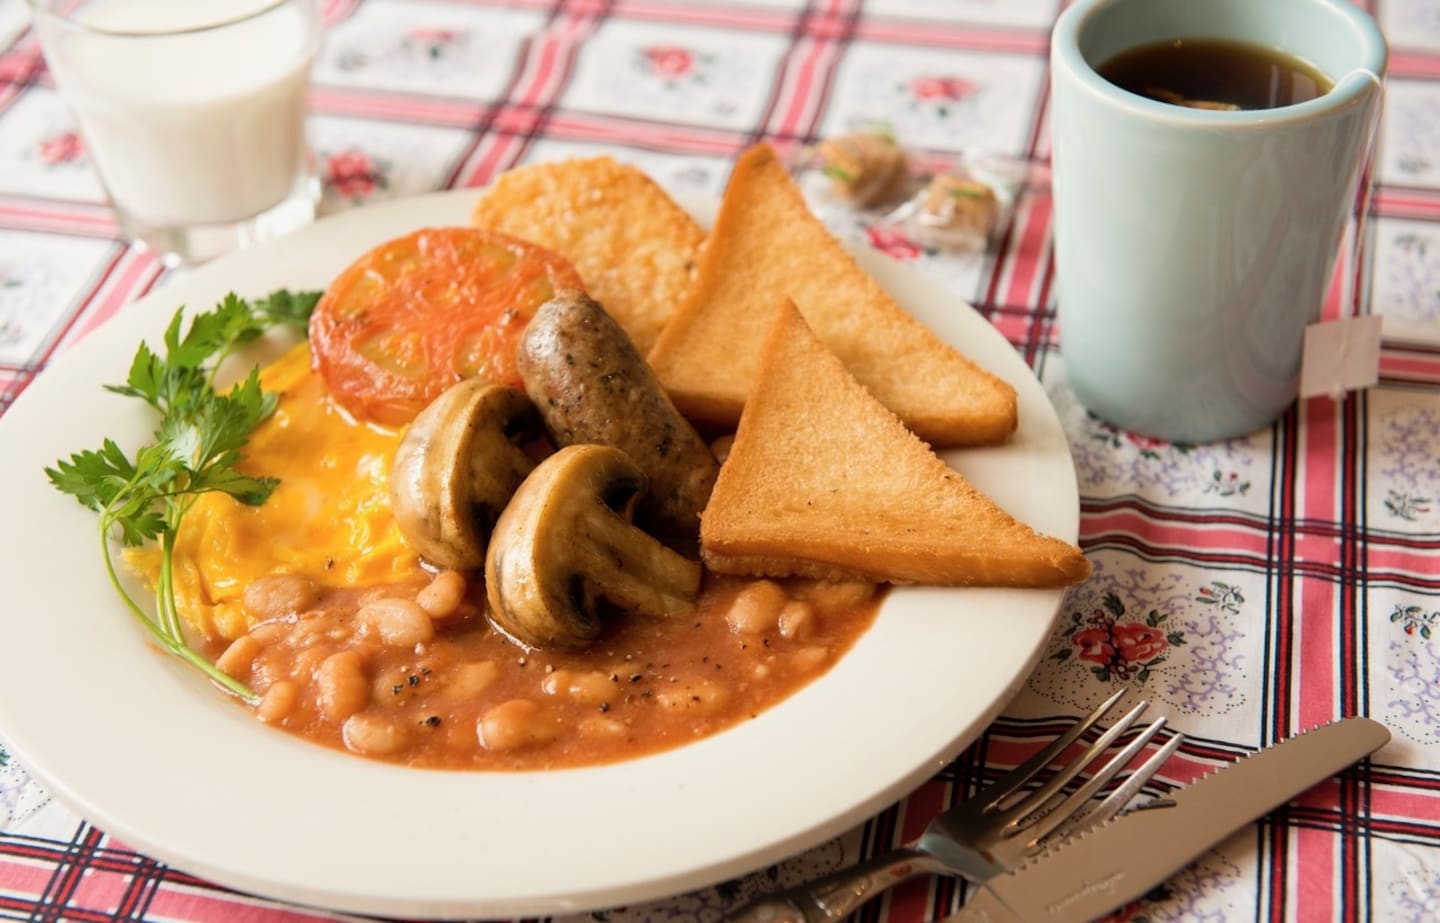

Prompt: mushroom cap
[485,444,702,651]
[389,380,542,571]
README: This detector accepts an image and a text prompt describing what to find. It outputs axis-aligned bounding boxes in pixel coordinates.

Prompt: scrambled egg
[130,343,425,640]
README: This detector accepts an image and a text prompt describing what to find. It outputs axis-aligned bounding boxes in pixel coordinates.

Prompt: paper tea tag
[1299,315,1383,400]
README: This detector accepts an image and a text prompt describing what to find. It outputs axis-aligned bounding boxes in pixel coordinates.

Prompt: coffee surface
[1097,38,1333,110]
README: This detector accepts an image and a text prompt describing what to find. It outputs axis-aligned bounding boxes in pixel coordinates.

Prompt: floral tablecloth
[2,0,1439,920]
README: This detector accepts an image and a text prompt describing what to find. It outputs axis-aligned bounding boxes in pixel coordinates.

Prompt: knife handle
[723,848,947,922]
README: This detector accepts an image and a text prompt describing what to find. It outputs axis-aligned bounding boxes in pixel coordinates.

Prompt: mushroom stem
[569,490,701,621]
[485,444,702,651]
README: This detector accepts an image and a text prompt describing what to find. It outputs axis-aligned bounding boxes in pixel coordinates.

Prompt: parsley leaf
[46,290,321,703]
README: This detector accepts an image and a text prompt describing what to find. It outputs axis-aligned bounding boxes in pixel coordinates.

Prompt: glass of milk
[28,0,322,266]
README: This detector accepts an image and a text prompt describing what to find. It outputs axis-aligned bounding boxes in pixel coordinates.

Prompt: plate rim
[0,188,1078,918]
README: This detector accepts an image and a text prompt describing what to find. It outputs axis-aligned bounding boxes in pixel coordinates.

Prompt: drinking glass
[28,0,323,266]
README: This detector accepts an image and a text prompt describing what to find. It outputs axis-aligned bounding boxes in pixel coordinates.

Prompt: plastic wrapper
[882,152,1027,253]
[810,130,909,208]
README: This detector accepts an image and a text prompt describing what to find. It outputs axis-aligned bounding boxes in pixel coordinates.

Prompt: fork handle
[723,848,945,922]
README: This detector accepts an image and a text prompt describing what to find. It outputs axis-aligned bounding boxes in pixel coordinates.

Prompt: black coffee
[1097,38,1333,111]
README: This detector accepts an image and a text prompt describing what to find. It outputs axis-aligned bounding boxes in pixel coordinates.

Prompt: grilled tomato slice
[310,227,584,426]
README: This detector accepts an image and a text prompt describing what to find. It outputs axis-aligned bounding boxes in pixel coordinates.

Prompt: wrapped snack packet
[812,129,909,208]
[883,152,1027,253]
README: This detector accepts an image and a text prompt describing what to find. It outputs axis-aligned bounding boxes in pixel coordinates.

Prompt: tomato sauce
[212,571,883,770]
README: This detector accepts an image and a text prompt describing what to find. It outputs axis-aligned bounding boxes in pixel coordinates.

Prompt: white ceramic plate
[0,191,1077,918]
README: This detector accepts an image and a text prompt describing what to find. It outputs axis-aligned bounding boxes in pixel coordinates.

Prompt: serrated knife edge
[944,716,1389,923]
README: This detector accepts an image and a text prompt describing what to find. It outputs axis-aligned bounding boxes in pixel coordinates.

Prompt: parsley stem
[99,496,258,705]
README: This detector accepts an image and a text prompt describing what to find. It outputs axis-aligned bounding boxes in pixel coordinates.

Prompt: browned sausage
[517,291,719,539]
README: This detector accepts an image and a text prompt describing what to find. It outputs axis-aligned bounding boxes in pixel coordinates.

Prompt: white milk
[36,0,318,228]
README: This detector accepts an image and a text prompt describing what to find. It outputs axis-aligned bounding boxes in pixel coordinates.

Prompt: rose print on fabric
[903,75,980,116]
[864,224,927,262]
[322,148,391,204]
[635,46,713,87]
[1051,591,1185,684]
[1029,560,1249,719]
[36,131,84,167]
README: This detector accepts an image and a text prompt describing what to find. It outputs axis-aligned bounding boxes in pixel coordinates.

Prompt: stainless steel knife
[944,716,1390,923]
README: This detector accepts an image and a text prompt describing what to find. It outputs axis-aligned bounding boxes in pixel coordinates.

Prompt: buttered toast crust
[700,300,1090,588]
[647,143,1017,448]
[471,156,704,355]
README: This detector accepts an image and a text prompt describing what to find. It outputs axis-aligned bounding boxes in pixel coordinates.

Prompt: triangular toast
[647,143,1016,447]
[700,300,1090,587]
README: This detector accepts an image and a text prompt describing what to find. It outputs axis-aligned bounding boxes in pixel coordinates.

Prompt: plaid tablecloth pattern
[2,0,1439,920]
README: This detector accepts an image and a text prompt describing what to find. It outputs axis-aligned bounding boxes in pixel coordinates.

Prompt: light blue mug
[1050,0,1387,443]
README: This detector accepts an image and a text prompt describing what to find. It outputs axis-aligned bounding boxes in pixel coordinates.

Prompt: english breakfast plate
[0,190,1079,918]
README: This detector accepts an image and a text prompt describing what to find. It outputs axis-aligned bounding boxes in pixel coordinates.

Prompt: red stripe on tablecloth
[1322,243,1349,322]
[1369,767,1440,791]
[143,886,344,922]
[1082,508,1269,548]
[35,825,105,923]
[851,21,1047,55]
[1369,784,1440,826]
[887,778,948,921]
[1388,50,1440,79]
[541,111,742,154]
[1001,193,1052,310]
[610,0,796,30]
[0,200,118,236]
[0,854,52,901]
[987,303,1036,348]
[1291,398,1340,921]
[767,35,833,139]
[1298,400,1338,735]
[308,85,488,126]
[1374,186,1440,219]
[1380,350,1440,384]
[1363,540,1440,585]
[461,13,593,186]
[1338,399,1365,914]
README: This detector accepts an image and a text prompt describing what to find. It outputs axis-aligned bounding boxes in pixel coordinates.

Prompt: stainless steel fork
[724,689,1183,923]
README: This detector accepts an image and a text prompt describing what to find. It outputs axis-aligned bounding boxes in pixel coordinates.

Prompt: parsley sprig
[46,290,320,703]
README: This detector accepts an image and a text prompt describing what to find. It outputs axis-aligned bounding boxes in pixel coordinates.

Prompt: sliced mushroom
[485,444,702,651]
[389,379,543,571]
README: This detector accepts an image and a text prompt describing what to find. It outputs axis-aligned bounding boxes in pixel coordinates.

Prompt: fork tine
[1057,731,1185,839]
[1014,716,1170,849]
[979,687,1130,811]
[993,697,1152,829]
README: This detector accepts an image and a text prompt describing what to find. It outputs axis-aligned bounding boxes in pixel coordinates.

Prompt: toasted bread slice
[647,143,1016,447]
[471,156,704,354]
[700,300,1090,587]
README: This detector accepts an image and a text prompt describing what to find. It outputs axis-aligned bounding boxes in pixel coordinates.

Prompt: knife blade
[945,716,1389,923]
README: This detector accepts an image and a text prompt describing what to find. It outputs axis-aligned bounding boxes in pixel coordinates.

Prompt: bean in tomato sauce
[212,569,883,769]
